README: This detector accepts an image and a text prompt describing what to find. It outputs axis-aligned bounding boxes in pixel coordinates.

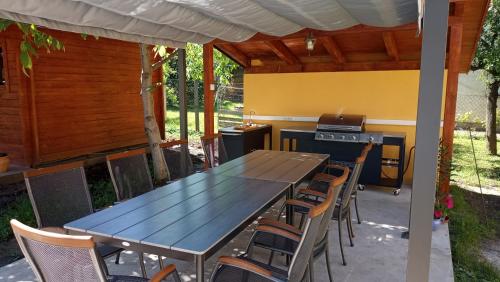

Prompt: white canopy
[0,0,418,48]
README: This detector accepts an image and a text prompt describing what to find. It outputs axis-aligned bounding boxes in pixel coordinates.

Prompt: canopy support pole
[406,1,449,281]
[178,48,188,140]
[203,44,215,135]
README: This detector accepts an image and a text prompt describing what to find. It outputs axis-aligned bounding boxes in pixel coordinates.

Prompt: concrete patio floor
[0,185,453,282]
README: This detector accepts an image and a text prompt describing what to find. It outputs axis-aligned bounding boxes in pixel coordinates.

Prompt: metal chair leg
[268,250,275,265]
[325,244,334,282]
[338,218,346,266]
[158,255,164,269]
[114,251,121,264]
[346,212,354,247]
[309,256,315,282]
[354,193,362,224]
[138,253,147,278]
[299,213,306,229]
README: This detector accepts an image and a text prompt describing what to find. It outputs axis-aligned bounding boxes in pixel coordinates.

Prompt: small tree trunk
[486,80,499,155]
[139,44,170,184]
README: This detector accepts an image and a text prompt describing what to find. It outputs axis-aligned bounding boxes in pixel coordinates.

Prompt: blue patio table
[64,150,328,282]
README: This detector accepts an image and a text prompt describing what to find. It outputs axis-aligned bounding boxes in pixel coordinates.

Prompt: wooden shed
[0,26,164,167]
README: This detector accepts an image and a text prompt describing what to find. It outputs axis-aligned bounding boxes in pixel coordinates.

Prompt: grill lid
[317,114,366,132]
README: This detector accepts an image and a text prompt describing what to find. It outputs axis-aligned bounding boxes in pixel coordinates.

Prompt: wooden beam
[178,48,188,140]
[246,60,420,73]
[382,32,400,61]
[214,44,250,67]
[442,9,464,193]
[203,44,215,135]
[265,40,300,65]
[318,36,345,63]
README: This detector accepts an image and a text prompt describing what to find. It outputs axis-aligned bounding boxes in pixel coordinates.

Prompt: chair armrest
[217,256,279,281]
[254,225,301,242]
[150,264,180,282]
[298,188,327,199]
[312,173,336,183]
[285,199,316,211]
[258,218,303,235]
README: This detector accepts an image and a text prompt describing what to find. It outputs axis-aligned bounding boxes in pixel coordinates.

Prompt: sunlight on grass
[452,130,500,190]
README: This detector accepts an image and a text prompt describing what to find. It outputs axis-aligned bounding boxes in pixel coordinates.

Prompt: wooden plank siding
[0,26,155,166]
[31,30,147,163]
[0,32,31,165]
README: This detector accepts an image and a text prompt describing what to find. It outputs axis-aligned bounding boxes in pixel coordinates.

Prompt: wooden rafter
[318,36,345,64]
[246,60,420,73]
[214,44,250,67]
[265,40,300,65]
[382,32,400,61]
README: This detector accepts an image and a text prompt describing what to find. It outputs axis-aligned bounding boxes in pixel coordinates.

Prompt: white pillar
[406,1,450,281]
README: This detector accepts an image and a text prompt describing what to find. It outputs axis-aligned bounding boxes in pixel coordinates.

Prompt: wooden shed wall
[0,34,32,165]
[0,27,149,165]
[32,30,147,163]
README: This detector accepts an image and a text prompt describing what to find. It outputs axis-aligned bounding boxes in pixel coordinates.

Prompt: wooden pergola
[201,0,489,192]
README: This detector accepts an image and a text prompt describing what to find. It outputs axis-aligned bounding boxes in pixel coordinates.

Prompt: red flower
[434,210,443,219]
[445,194,454,209]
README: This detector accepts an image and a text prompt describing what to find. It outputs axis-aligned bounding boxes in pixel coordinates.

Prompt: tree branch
[152,49,178,71]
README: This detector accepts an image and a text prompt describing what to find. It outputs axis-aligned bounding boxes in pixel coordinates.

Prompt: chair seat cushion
[252,229,300,255]
[212,256,288,282]
[97,244,123,258]
[107,275,148,282]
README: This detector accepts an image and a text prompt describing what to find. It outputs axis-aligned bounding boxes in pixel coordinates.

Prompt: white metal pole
[406,1,450,281]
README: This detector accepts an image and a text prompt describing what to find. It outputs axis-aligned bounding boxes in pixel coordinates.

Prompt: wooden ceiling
[211,0,489,74]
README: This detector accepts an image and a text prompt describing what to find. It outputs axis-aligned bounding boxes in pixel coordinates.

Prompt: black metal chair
[160,139,194,181]
[106,148,153,201]
[306,145,370,265]
[106,148,157,277]
[23,162,123,274]
[11,219,181,282]
[247,167,349,282]
[201,133,228,169]
[209,180,336,282]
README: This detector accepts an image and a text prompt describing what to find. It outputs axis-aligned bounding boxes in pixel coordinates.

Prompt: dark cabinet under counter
[220,124,272,160]
[280,126,406,193]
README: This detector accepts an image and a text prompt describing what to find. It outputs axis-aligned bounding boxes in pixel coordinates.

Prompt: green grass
[452,130,500,190]
[0,195,36,242]
[449,186,500,281]
[165,104,243,139]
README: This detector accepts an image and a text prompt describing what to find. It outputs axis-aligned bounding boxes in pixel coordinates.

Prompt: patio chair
[23,162,123,272]
[10,219,181,282]
[307,145,370,266]
[106,148,153,201]
[160,139,194,180]
[246,166,349,282]
[201,133,228,169]
[209,178,335,282]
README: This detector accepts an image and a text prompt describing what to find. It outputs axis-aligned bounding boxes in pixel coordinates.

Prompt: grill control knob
[341,135,346,140]
[369,136,374,142]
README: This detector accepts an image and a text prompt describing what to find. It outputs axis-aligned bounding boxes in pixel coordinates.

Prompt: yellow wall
[243,71,446,183]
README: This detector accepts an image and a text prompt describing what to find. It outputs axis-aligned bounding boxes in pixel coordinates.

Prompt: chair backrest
[316,166,349,244]
[106,148,153,201]
[288,184,335,282]
[339,144,371,211]
[201,133,228,169]
[24,162,93,229]
[160,139,194,180]
[11,219,107,282]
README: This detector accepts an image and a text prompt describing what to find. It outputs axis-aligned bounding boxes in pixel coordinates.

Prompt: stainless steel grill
[314,114,383,144]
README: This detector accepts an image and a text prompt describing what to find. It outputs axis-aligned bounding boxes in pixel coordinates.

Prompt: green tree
[0,19,64,75]
[472,0,500,155]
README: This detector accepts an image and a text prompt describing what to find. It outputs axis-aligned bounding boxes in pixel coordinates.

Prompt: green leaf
[19,50,32,70]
